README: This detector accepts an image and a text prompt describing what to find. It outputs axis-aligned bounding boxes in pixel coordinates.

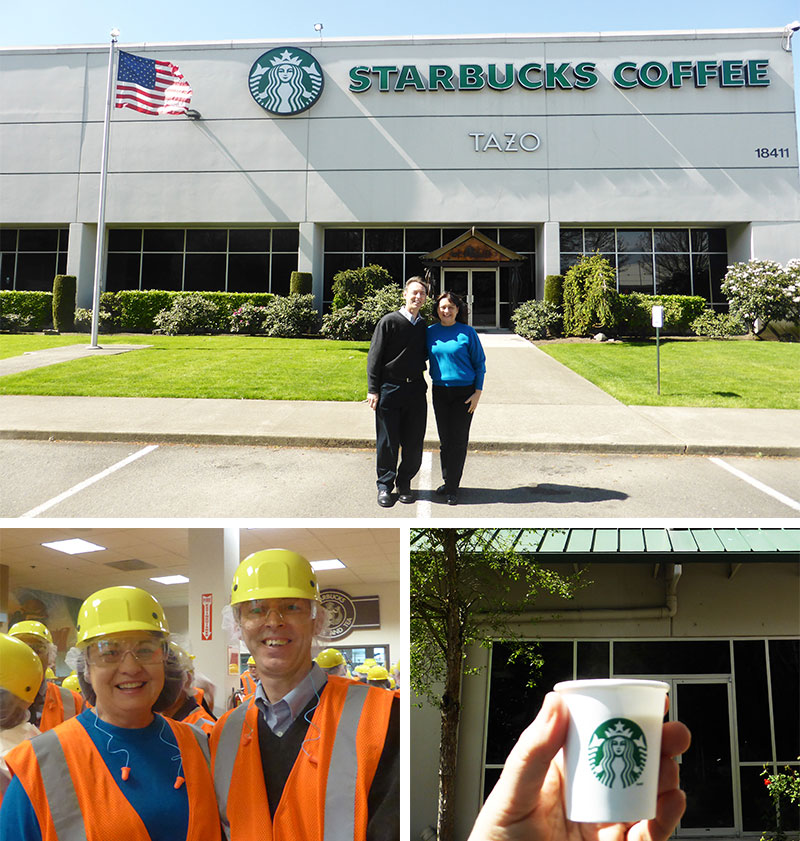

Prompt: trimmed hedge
[544,274,564,306]
[105,290,275,332]
[0,290,53,330]
[290,271,313,295]
[52,275,77,332]
[618,293,707,336]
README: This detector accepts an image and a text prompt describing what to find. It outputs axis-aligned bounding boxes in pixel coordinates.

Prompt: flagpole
[89,28,119,349]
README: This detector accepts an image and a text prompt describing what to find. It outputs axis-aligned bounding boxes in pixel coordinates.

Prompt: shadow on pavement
[416,484,629,506]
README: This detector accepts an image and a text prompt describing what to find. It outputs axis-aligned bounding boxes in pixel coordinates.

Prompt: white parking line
[417,451,433,518]
[708,457,800,512]
[20,445,160,518]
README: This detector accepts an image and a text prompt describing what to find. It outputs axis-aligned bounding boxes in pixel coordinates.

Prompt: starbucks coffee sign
[249,47,324,115]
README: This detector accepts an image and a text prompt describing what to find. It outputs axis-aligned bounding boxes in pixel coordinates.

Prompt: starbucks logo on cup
[248,47,324,116]
[587,718,648,789]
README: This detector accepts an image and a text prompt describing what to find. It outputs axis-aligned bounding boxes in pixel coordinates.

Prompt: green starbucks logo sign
[587,719,647,788]
[249,47,324,115]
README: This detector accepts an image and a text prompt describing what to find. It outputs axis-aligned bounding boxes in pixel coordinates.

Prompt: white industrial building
[1,27,798,327]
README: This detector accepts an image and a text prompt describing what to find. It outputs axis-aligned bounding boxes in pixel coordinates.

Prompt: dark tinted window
[272,228,299,252]
[227,253,268,292]
[770,639,800,761]
[18,229,59,252]
[144,229,184,252]
[583,229,615,253]
[364,254,403,284]
[614,641,730,675]
[656,253,692,295]
[691,229,727,252]
[185,229,227,252]
[142,253,182,290]
[106,253,141,292]
[108,229,143,252]
[325,229,362,252]
[498,228,535,252]
[654,229,689,252]
[14,254,58,290]
[733,641,772,761]
[577,642,610,678]
[271,254,297,295]
[365,229,403,252]
[0,230,17,251]
[560,229,583,252]
[617,230,653,252]
[229,229,270,252]
[184,253,226,291]
[406,229,441,252]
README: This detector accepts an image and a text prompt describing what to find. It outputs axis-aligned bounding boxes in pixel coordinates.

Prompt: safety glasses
[86,638,166,667]
[239,598,314,626]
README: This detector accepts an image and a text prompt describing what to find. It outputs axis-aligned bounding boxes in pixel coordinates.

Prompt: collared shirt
[254,663,328,737]
[399,306,423,325]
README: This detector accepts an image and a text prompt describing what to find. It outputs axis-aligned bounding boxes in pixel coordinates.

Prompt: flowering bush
[760,762,800,841]
[230,302,269,334]
[321,284,404,340]
[721,260,798,336]
[261,293,320,338]
[511,300,562,339]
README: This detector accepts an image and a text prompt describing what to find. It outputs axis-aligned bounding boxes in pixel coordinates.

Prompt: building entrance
[441,268,498,328]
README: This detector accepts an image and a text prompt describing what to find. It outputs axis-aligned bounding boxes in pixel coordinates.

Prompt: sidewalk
[0,335,797,456]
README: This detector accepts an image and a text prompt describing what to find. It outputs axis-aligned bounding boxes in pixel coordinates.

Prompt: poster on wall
[8,587,82,676]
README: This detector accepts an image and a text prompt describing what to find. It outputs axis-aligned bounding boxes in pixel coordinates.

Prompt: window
[559,227,728,309]
[105,227,298,293]
[0,228,69,291]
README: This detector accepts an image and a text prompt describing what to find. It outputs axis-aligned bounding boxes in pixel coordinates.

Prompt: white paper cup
[554,679,669,823]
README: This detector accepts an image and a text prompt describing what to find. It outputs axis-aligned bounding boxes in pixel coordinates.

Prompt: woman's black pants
[432,384,475,492]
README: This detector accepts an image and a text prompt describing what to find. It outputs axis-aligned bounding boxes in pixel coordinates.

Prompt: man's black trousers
[375,380,427,491]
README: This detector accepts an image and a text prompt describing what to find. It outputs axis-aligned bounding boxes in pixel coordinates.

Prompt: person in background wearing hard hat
[161,642,217,735]
[240,655,257,697]
[0,635,43,802]
[60,673,81,695]
[353,663,370,683]
[7,621,82,732]
[366,665,392,690]
[0,586,221,841]
[315,647,348,677]
[212,549,399,841]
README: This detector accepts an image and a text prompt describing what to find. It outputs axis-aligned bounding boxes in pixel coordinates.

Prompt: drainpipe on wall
[501,563,683,626]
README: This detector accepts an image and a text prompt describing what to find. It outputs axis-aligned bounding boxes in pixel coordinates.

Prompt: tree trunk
[437,533,463,841]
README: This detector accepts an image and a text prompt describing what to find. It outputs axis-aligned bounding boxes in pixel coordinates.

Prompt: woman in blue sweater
[427,291,486,505]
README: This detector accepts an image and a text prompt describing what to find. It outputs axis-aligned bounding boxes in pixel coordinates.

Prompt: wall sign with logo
[319,588,380,642]
[249,47,324,115]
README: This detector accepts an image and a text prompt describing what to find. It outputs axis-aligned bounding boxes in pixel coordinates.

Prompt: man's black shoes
[397,488,415,504]
[377,488,394,508]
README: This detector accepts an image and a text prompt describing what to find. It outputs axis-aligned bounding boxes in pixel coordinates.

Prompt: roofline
[0,27,787,55]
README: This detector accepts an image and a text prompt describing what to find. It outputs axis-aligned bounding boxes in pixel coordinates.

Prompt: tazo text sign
[348,59,770,92]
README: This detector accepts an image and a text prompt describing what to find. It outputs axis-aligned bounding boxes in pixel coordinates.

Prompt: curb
[2,429,797,458]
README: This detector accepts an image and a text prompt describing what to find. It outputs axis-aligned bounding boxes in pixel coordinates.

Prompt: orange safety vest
[182,705,216,735]
[5,715,221,841]
[193,687,205,706]
[39,681,83,732]
[211,675,394,841]
[239,670,257,697]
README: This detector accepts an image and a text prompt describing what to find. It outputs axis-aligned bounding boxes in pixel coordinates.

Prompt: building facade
[2,28,799,325]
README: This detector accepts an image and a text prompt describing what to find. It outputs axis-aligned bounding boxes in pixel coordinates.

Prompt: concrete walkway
[0,334,797,456]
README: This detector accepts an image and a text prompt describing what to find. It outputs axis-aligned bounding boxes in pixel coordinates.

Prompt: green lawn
[0,334,370,401]
[0,333,98,360]
[538,339,800,409]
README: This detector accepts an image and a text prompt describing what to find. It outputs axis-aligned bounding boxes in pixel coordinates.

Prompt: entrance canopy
[421,227,525,270]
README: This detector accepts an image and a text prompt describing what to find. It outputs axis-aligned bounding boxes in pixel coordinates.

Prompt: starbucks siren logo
[249,47,324,115]
[587,718,648,789]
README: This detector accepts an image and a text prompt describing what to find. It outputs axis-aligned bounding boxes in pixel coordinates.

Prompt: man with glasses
[210,549,399,841]
[8,621,82,731]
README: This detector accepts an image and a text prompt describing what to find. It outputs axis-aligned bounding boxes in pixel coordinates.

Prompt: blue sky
[4,0,800,146]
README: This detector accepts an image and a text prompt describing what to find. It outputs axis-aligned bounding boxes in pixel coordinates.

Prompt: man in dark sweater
[366,276,429,507]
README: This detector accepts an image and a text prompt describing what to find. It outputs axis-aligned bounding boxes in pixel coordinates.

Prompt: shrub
[321,283,404,340]
[74,307,113,333]
[690,309,747,339]
[261,293,320,338]
[52,275,77,332]
[544,274,564,306]
[290,271,313,295]
[562,253,620,336]
[721,259,796,336]
[331,264,393,310]
[511,300,562,340]
[618,293,707,337]
[113,290,179,332]
[230,302,270,334]
[0,291,53,330]
[152,293,227,335]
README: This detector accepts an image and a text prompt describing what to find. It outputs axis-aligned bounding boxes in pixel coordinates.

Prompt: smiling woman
[0,586,221,841]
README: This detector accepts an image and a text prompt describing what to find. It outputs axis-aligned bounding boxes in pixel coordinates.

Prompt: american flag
[115,51,193,116]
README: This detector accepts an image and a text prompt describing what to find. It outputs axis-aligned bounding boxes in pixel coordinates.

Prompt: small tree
[562,253,620,336]
[290,271,313,295]
[52,274,77,332]
[410,528,583,841]
[331,264,393,310]
[721,259,796,337]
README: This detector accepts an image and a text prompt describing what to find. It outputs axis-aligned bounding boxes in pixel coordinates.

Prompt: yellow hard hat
[367,665,389,681]
[230,549,320,605]
[45,668,56,680]
[316,648,345,668]
[62,672,81,693]
[363,658,378,668]
[247,656,256,665]
[76,586,169,646]
[0,633,44,704]
[168,641,193,670]
[354,664,370,675]
[8,620,53,645]
[389,677,396,689]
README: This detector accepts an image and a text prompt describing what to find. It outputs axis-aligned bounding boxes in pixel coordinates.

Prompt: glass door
[441,268,498,327]
[672,679,738,835]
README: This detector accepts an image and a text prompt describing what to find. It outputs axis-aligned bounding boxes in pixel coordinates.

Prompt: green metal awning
[410,528,800,563]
